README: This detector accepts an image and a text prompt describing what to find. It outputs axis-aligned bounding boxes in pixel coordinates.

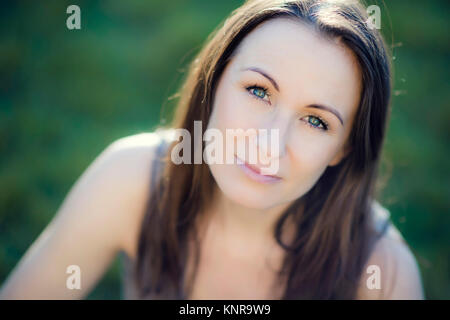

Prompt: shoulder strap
[150,133,170,190]
[379,216,391,237]
[371,200,391,237]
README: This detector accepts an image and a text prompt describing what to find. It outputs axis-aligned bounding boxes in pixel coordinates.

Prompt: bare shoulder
[0,131,165,299]
[107,131,168,260]
[355,223,425,299]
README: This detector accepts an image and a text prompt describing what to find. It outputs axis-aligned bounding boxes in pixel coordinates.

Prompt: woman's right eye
[245,85,271,105]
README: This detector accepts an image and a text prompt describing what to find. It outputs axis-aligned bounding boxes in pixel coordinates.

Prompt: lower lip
[235,155,282,184]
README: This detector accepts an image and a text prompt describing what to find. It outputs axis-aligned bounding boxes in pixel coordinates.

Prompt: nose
[257,116,290,161]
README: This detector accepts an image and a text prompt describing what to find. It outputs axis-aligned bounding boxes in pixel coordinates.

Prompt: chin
[208,163,283,210]
[226,187,279,209]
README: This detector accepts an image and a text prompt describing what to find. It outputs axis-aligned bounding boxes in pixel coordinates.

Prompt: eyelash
[244,84,330,131]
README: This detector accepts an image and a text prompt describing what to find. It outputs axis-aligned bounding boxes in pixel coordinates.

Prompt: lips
[235,155,282,183]
[244,158,280,177]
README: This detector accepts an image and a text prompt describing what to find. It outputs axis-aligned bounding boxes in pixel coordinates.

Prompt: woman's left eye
[302,115,329,131]
[245,85,271,104]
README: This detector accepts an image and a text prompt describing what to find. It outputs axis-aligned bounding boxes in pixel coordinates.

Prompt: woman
[0,0,424,299]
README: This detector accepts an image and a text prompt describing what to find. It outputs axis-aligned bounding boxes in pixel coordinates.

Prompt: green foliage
[0,0,448,299]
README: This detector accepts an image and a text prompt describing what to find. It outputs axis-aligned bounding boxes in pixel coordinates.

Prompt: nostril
[255,129,283,162]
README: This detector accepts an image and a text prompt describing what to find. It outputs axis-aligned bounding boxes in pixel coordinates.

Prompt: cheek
[209,81,260,132]
[282,137,340,197]
[295,143,334,168]
[290,129,340,168]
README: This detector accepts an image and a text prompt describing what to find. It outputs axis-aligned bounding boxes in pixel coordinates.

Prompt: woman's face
[206,18,362,210]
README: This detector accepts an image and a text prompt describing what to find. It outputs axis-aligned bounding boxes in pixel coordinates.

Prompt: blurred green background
[0,0,448,299]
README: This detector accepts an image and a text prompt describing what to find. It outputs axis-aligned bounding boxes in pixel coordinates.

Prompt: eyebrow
[241,66,345,126]
[242,66,280,92]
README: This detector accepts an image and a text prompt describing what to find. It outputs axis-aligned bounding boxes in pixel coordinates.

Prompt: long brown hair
[135,0,393,299]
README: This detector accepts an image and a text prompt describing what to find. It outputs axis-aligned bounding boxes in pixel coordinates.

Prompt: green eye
[245,84,270,104]
[305,115,328,131]
[252,88,266,98]
[309,117,320,126]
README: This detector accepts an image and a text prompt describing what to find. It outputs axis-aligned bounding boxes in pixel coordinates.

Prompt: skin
[0,17,424,300]
[193,17,423,299]
[188,17,364,299]
[205,18,362,246]
[0,134,159,299]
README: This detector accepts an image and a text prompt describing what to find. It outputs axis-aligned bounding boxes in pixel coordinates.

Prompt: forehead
[229,17,362,126]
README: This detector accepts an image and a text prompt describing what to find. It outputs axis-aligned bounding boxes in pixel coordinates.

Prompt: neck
[206,184,297,249]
